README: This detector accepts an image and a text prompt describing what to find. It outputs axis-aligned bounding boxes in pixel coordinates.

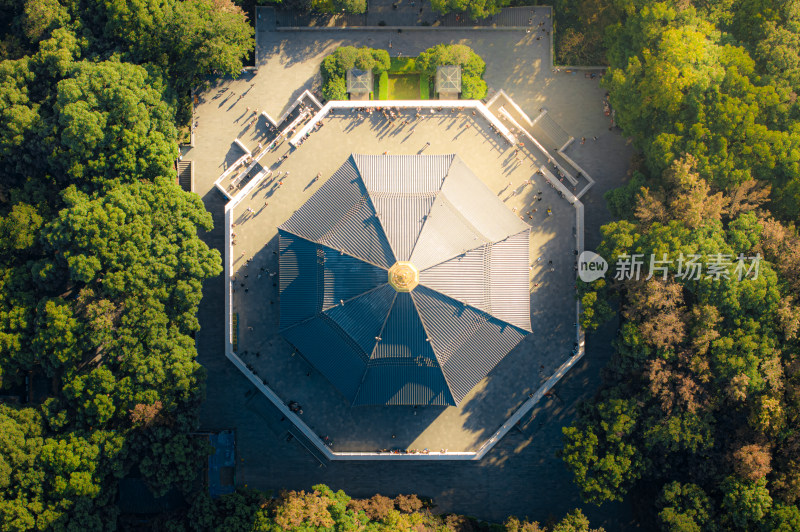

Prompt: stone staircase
[177,160,193,192]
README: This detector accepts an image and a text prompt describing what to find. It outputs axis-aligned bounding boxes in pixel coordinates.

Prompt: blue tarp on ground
[208,430,236,498]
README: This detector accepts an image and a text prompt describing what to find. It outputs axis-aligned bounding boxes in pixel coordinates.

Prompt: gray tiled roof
[281,158,395,268]
[354,365,455,406]
[412,286,529,403]
[281,314,368,399]
[436,65,462,93]
[371,193,437,261]
[419,231,532,331]
[409,193,491,270]
[324,284,396,355]
[353,154,453,193]
[279,154,531,406]
[439,156,531,242]
[346,68,373,93]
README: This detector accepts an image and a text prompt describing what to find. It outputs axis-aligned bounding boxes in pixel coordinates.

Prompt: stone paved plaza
[188,9,637,528]
[229,106,576,453]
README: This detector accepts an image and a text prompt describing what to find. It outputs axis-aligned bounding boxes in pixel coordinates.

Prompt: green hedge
[416,44,488,100]
[430,0,507,20]
[311,0,367,14]
[377,71,389,100]
[320,46,391,101]
[321,46,487,101]
[460,76,487,100]
[322,76,347,101]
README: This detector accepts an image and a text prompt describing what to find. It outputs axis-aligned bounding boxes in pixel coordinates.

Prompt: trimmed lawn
[382,57,431,100]
[376,71,389,100]
[420,73,431,100]
[387,74,420,100]
[389,57,417,73]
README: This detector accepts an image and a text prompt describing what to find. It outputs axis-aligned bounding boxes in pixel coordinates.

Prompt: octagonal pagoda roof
[278,154,531,406]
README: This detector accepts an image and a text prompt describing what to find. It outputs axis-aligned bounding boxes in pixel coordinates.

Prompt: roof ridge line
[494,228,533,244]
[415,283,531,338]
[332,159,398,267]
[351,291,398,406]
[367,291,396,363]
[415,243,491,302]
[437,191,490,247]
[282,220,391,272]
[318,313,372,364]
[357,164,440,264]
[416,239,488,273]
[321,282,391,313]
[280,282,393,337]
[368,193,407,263]
[411,192,490,270]
[410,290,457,406]
[404,190,438,262]
[413,217,531,275]
[483,242,493,316]
[398,155,454,260]
[318,194,365,243]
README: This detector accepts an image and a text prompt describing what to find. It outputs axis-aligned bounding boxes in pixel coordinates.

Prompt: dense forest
[566,0,800,530]
[0,0,251,528]
[3,0,800,530]
[157,484,602,531]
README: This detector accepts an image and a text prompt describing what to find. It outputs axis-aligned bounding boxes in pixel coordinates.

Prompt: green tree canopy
[86,0,254,89]
[0,33,180,195]
[603,2,800,219]
[416,44,487,99]
[430,0,510,20]
[170,484,603,531]
[656,481,714,532]
[563,154,800,526]
[416,43,485,77]
[0,404,122,531]
[319,46,390,100]
[50,60,178,190]
[0,0,240,524]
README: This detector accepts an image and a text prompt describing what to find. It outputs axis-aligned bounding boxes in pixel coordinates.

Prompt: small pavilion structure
[346,68,373,100]
[435,65,462,100]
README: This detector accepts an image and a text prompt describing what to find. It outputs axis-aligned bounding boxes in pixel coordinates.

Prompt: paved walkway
[275,2,551,28]
[189,16,636,528]
[366,0,437,26]
[227,106,576,453]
